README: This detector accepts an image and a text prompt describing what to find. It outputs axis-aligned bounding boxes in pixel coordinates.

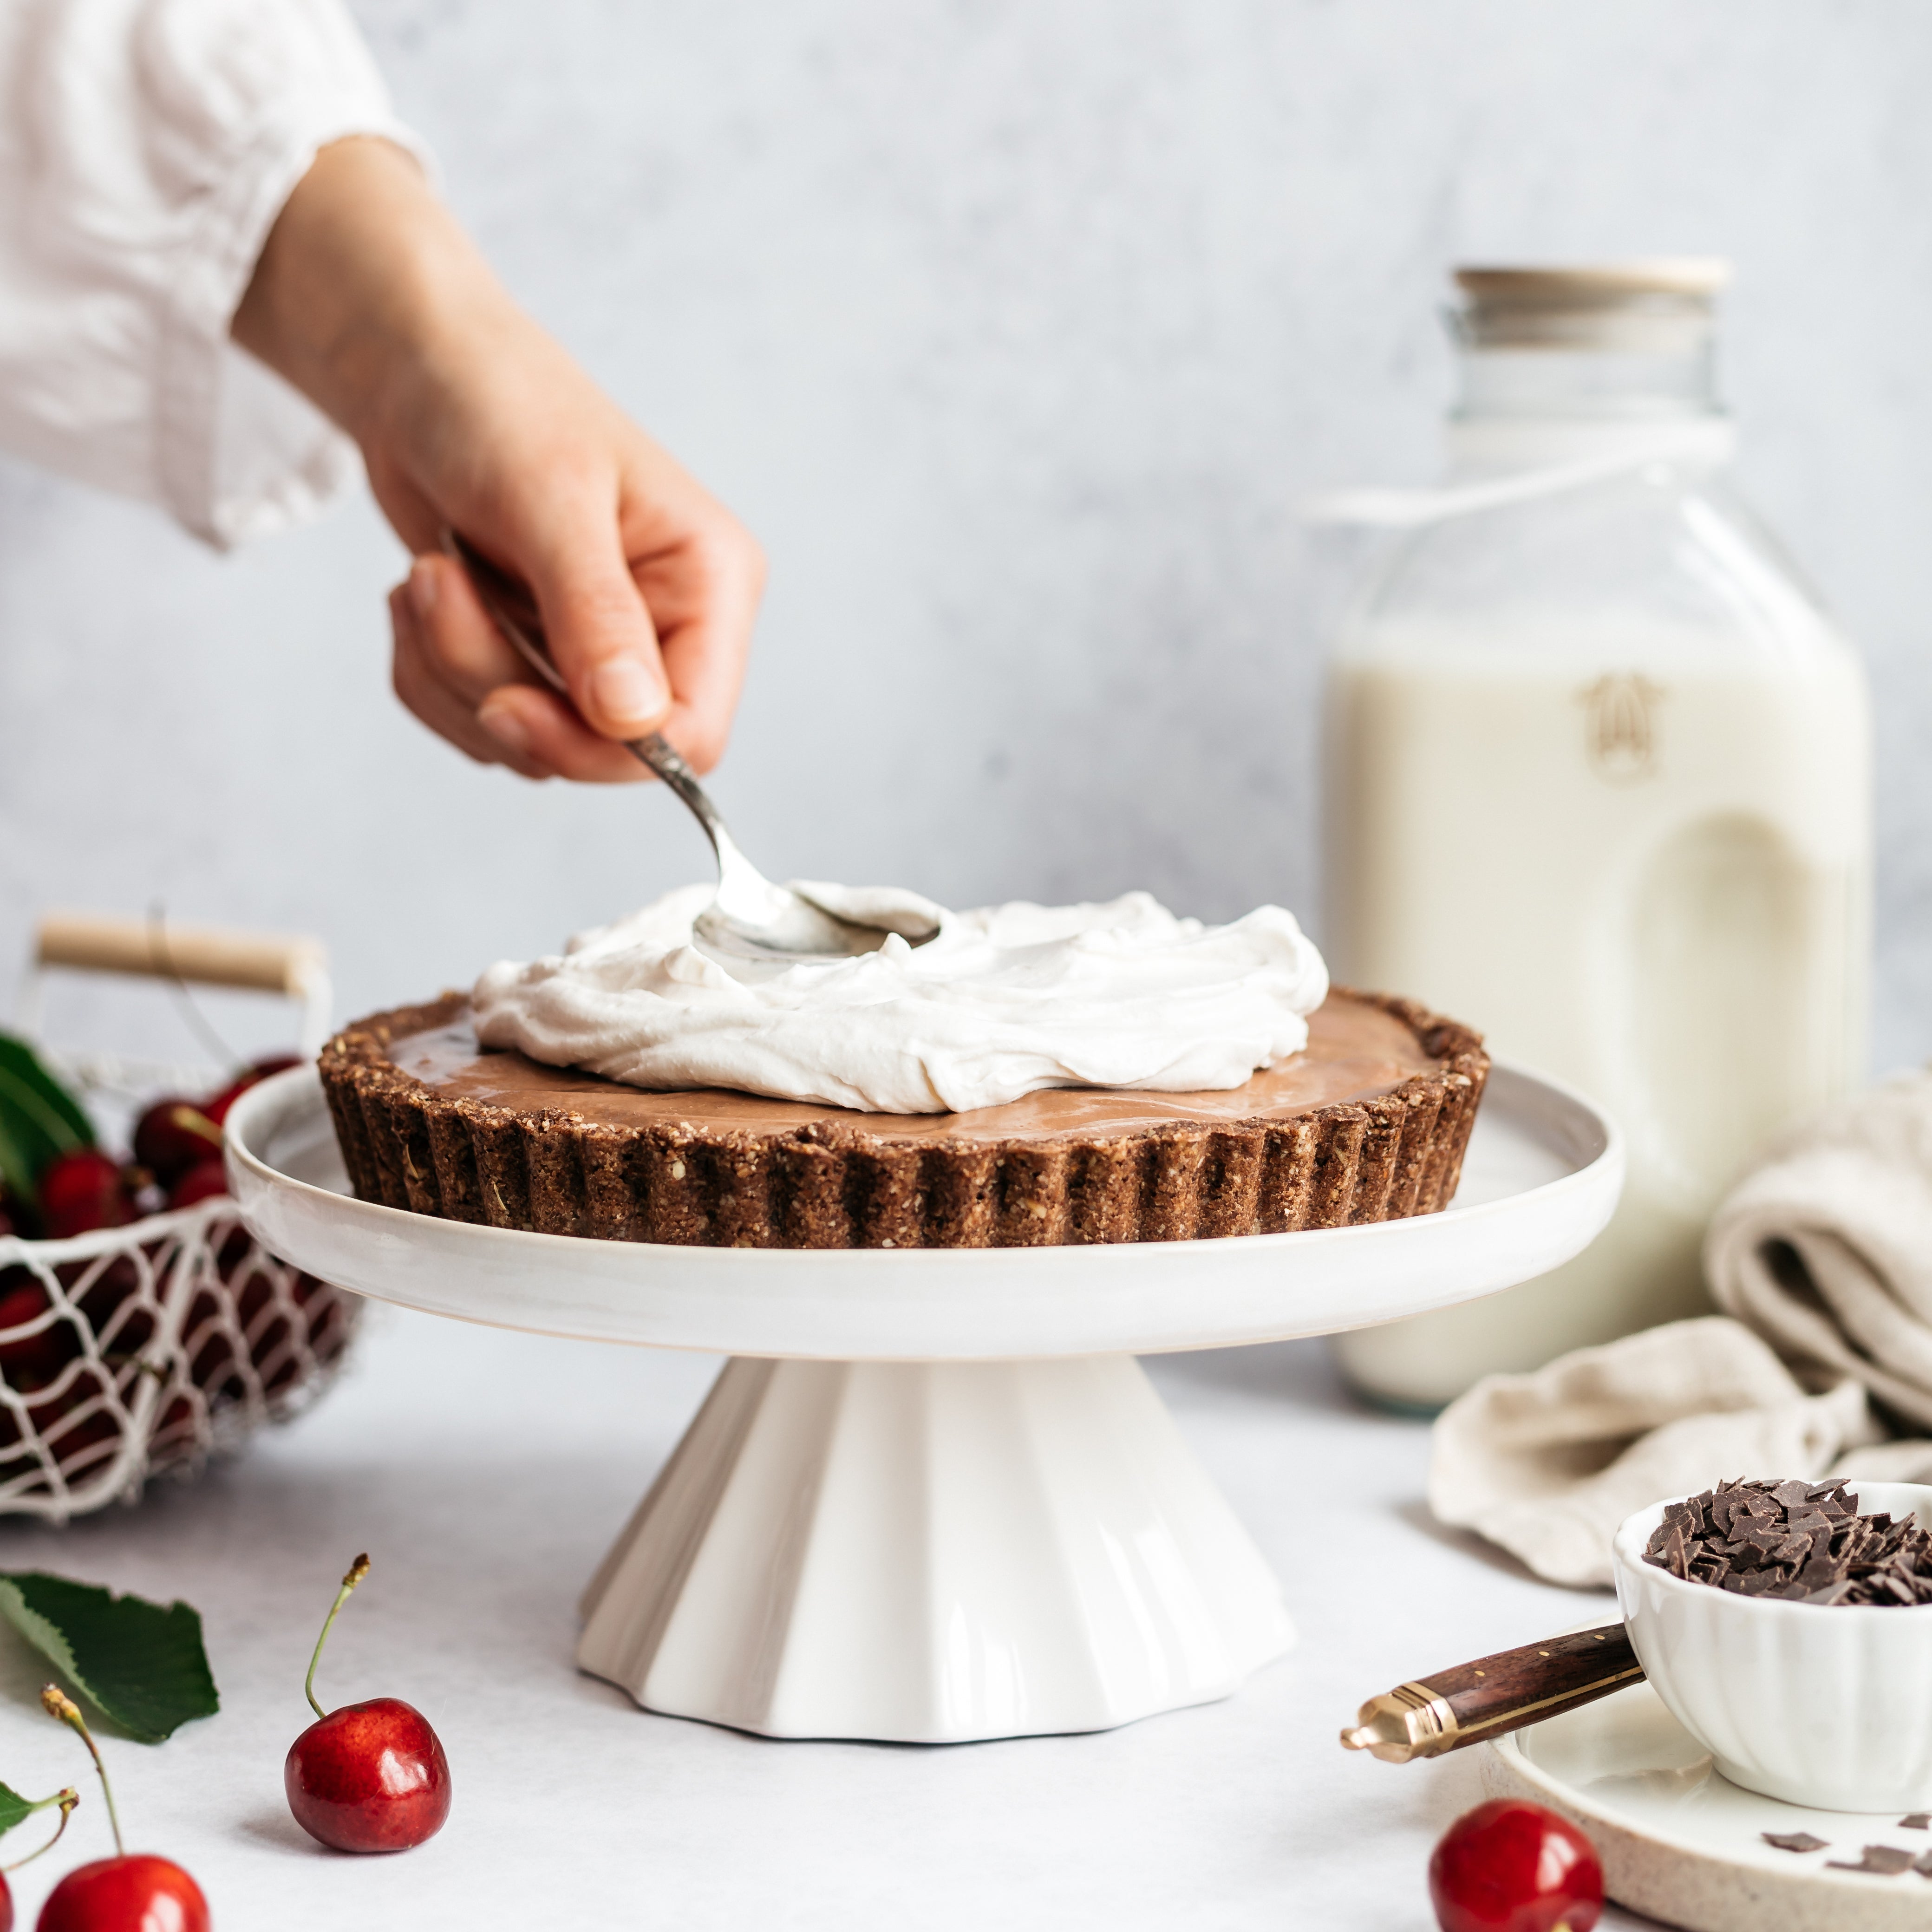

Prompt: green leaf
[0,1108,40,1215]
[0,1036,93,1211]
[0,1781,37,1838]
[0,1036,93,1159]
[0,1573,218,1743]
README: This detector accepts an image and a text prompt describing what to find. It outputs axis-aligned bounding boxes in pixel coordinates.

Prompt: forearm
[233,137,509,453]
[234,131,761,779]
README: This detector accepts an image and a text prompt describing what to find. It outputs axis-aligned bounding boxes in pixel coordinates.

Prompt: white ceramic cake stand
[225,1064,1619,1744]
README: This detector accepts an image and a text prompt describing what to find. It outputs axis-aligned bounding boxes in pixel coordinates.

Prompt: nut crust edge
[317,991,1489,1249]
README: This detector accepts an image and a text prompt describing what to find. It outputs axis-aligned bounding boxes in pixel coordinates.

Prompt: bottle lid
[1453,260,1729,352]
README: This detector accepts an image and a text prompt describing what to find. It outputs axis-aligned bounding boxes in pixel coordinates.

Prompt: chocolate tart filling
[319,989,1488,1249]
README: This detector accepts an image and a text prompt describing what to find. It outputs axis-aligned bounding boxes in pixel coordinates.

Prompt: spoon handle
[623,728,746,880]
[439,528,928,959]
[1339,1623,1642,1762]
[439,529,737,872]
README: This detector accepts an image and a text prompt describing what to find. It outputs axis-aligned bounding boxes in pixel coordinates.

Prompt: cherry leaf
[0,1033,95,1211]
[0,1781,38,1838]
[0,1573,218,1743]
[0,1108,41,1215]
[0,1037,94,1156]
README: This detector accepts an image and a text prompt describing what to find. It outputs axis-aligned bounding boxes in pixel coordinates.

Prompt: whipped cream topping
[472,884,1330,1115]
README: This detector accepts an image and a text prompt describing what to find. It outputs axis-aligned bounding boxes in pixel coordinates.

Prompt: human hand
[233,138,763,781]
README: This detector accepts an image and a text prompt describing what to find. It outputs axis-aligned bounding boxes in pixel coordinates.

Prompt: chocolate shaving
[1916,1850,1932,1878]
[1762,1831,1829,1853]
[1643,1478,1932,1606]
[1827,1844,1917,1875]
[1904,1815,1932,1831]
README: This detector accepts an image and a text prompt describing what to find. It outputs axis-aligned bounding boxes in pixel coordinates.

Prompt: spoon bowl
[443,531,940,966]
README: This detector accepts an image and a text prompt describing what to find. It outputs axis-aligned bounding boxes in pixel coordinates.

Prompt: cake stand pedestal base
[575,1353,1294,1742]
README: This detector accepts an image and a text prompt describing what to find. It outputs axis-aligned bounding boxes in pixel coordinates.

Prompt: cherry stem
[306,1553,371,1722]
[170,1106,224,1149]
[1,1790,78,1873]
[41,1688,118,1859]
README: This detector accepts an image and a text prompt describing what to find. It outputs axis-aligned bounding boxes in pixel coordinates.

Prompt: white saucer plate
[1482,1680,1932,1931]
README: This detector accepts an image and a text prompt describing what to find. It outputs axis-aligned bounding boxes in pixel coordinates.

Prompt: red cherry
[35,1154,131,1240]
[130,1101,222,1188]
[286,1696,452,1853]
[285,1555,450,1854]
[36,1854,207,1932]
[164,1159,228,1212]
[1429,1800,1603,1932]
[200,1056,300,1130]
[0,1276,79,1390]
[34,1690,182,1930]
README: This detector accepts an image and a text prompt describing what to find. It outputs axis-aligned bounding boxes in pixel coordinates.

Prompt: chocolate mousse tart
[319,990,1487,1250]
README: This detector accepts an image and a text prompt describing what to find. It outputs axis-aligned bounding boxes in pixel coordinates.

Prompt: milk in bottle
[1324,264,1872,1409]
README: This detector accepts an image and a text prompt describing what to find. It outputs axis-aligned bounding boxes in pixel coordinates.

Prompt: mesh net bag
[0,1198,359,1521]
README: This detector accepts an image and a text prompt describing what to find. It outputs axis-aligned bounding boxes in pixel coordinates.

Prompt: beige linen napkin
[1430,1066,1932,1586]
[1429,1317,1878,1586]
[1704,1068,1932,1433]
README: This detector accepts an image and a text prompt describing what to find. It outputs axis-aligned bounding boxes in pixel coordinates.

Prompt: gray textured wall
[4,0,1930,1075]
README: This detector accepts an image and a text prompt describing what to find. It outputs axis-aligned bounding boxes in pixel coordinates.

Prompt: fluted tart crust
[318,990,1488,1249]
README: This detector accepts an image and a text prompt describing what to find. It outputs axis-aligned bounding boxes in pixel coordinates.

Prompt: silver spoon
[442,530,939,965]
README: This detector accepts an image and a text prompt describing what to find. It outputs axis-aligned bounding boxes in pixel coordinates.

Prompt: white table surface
[0,1309,1668,1931]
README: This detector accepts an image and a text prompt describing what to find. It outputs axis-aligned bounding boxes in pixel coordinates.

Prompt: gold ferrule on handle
[1339,1681,1459,1764]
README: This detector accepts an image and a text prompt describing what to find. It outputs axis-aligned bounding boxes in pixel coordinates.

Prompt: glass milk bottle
[1324,262,1872,1410]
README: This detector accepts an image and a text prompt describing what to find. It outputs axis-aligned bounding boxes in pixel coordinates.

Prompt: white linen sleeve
[0,0,433,547]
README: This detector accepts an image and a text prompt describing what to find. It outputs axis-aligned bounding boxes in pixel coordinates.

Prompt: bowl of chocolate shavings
[1613,1478,1932,1813]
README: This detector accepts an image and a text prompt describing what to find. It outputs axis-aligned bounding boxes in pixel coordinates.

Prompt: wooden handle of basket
[35,911,326,997]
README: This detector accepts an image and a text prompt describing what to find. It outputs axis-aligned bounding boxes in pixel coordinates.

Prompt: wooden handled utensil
[1340,1623,1643,1762]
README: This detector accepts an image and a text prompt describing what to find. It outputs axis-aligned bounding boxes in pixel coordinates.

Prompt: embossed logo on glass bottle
[1579,673,1665,783]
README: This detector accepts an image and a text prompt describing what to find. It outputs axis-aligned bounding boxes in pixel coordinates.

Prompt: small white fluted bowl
[1613,1482,1932,1813]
